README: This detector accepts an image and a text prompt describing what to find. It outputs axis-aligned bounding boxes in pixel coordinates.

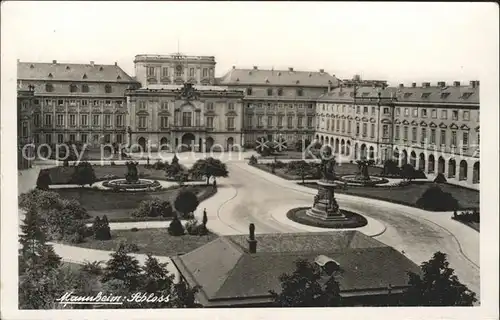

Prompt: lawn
[43,165,170,185]
[53,185,217,221]
[300,181,479,211]
[66,228,218,256]
[252,161,382,181]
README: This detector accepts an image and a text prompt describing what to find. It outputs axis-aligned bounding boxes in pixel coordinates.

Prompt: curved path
[18,159,480,300]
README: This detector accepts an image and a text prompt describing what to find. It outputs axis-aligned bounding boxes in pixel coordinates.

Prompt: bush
[185,219,208,236]
[174,190,199,218]
[36,170,52,190]
[434,173,447,183]
[132,199,174,218]
[168,216,185,236]
[92,215,112,240]
[248,155,258,165]
[71,161,97,186]
[121,242,140,253]
[416,186,459,211]
[110,161,116,166]
[130,227,139,232]
[152,160,166,170]
[382,160,400,176]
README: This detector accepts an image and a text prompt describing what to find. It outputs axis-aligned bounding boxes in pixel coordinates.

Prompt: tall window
[356,123,360,136]
[395,125,400,140]
[81,114,88,126]
[412,108,418,117]
[297,88,303,96]
[228,102,235,111]
[206,117,214,129]
[57,134,64,144]
[246,88,252,95]
[161,116,169,128]
[383,107,389,115]
[82,84,89,93]
[162,67,169,77]
[277,88,283,96]
[195,113,200,126]
[45,134,52,144]
[412,127,417,142]
[382,124,389,138]
[404,108,409,116]
[362,123,367,136]
[421,109,428,118]
[347,120,351,133]
[182,112,192,127]
[227,117,235,129]
[69,114,76,126]
[403,126,408,140]
[104,85,112,93]
[138,116,147,128]
[278,116,283,127]
[441,110,447,119]
[267,116,273,127]
[452,110,458,120]
[372,107,376,115]
[147,67,155,76]
[307,116,313,127]
[370,123,375,137]
[116,115,123,127]
[81,134,87,143]
[363,106,368,114]
[440,130,446,145]
[69,84,78,93]
[33,114,40,127]
[430,128,436,144]
[22,122,28,137]
[69,134,76,142]
[336,119,340,132]
[104,114,111,126]
[342,120,346,133]
[356,106,360,114]
[287,116,293,129]
[206,102,214,111]
[257,115,263,127]
[189,68,195,77]
[297,116,303,127]
[451,131,457,146]
[92,115,100,126]
[56,114,64,126]
[267,88,273,96]
[139,101,146,110]
[202,68,208,78]
[421,128,427,143]
[463,111,470,121]
[116,134,122,144]
[431,109,437,118]
[463,132,469,147]
[395,108,400,116]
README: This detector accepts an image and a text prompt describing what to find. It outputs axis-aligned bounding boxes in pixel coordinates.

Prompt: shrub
[121,242,140,253]
[186,219,208,236]
[382,160,400,176]
[71,161,97,186]
[152,160,166,170]
[416,186,459,211]
[130,227,139,232]
[110,161,116,166]
[168,216,185,236]
[132,199,174,218]
[434,173,447,183]
[36,170,52,190]
[93,215,112,240]
[174,190,199,218]
[248,155,258,165]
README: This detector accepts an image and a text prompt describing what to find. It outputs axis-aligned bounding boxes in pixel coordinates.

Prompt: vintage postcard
[1,1,498,320]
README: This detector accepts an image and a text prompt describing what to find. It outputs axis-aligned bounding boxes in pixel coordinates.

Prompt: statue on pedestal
[125,161,139,183]
[320,157,337,182]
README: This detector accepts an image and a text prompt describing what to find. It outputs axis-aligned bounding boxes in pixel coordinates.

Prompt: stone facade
[315,81,480,187]
[17,60,138,148]
[17,87,35,169]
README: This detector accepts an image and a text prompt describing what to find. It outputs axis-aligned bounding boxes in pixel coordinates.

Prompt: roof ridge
[213,254,245,299]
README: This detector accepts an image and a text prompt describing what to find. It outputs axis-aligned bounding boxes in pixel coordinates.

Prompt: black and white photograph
[1,2,498,320]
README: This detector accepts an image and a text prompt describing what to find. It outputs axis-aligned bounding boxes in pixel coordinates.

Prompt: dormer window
[48,73,53,78]
[440,92,450,99]
[403,92,413,98]
[296,80,300,84]
[461,92,473,99]
[265,78,269,83]
[297,88,303,96]
[66,66,70,70]
[83,74,87,79]
[421,92,431,98]
[99,66,104,71]
[277,88,283,96]
[30,64,34,69]
[105,84,112,93]
[267,88,273,96]
[82,84,89,93]
[236,78,239,82]
[117,75,121,80]
[69,84,78,93]
[362,92,370,97]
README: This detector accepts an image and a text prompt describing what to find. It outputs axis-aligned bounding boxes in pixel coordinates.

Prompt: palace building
[17,85,35,169]
[218,66,340,146]
[126,54,245,152]
[315,81,480,187]
[16,60,138,148]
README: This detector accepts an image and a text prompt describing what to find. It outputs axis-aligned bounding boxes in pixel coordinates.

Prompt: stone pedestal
[306,180,348,221]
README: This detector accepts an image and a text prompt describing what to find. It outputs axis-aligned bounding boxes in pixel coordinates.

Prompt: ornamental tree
[174,190,199,218]
[71,161,97,187]
[189,157,229,185]
[269,258,341,307]
[404,251,477,306]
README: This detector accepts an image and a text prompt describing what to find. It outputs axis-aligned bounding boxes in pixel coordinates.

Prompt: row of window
[248,116,314,128]
[394,126,478,147]
[248,102,314,109]
[246,87,305,96]
[135,114,235,130]
[321,104,475,122]
[35,114,124,127]
[147,66,213,78]
[32,99,123,107]
[136,101,236,111]
[34,133,124,144]
[44,83,114,93]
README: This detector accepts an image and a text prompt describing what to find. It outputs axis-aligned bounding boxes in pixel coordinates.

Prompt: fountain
[306,157,348,221]
[340,159,388,186]
[102,161,162,191]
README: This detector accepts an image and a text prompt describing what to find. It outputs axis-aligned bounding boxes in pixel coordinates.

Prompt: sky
[3,1,498,85]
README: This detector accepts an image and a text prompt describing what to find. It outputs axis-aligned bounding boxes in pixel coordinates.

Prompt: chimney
[453,81,461,87]
[399,83,404,88]
[52,60,57,64]
[114,62,117,66]
[469,80,476,88]
[288,67,294,72]
[475,80,480,86]
[90,61,95,66]
[422,82,430,88]
[437,81,446,88]
[253,66,258,70]
[319,68,324,73]
[232,65,235,69]
[411,82,417,88]
[247,223,257,254]
[328,80,332,93]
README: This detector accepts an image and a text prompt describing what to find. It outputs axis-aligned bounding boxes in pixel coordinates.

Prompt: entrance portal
[181,133,195,152]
